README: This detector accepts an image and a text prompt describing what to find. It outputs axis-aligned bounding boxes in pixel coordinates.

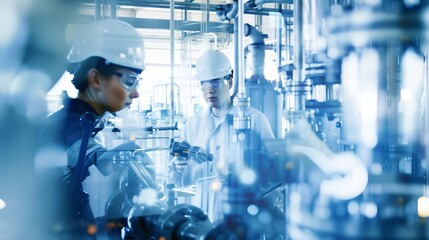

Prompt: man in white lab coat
[169,50,275,221]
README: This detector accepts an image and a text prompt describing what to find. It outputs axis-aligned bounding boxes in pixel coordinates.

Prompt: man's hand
[172,156,188,174]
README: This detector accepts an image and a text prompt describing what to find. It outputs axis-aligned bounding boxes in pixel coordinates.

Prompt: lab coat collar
[201,108,215,132]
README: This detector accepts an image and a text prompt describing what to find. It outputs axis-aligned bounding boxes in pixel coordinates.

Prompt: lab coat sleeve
[168,165,184,186]
[168,116,206,187]
[181,160,205,187]
[181,116,190,141]
[168,160,204,188]
[167,119,191,187]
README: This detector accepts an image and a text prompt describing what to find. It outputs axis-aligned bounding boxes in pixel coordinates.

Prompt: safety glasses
[199,79,228,91]
[111,71,142,91]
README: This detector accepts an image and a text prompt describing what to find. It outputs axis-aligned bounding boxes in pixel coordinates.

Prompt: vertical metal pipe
[95,0,101,20]
[276,4,283,138]
[293,0,303,83]
[166,0,176,208]
[276,13,282,81]
[206,0,210,33]
[326,84,333,101]
[292,0,307,114]
[238,0,246,97]
[283,0,307,130]
[102,0,108,19]
[169,0,175,140]
[225,1,239,100]
[425,50,429,197]
[232,21,239,100]
[110,0,117,19]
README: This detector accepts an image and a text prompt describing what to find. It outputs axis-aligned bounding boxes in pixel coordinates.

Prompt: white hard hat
[66,19,145,70]
[195,50,232,81]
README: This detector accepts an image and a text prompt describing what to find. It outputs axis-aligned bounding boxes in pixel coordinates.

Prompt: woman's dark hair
[68,56,141,90]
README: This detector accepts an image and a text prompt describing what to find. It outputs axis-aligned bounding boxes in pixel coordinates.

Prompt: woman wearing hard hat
[169,50,275,221]
[38,19,146,239]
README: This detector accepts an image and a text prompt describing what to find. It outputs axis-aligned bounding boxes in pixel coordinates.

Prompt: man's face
[199,77,231,108]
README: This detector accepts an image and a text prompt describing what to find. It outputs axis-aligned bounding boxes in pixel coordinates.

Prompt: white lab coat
[174,105,275,221]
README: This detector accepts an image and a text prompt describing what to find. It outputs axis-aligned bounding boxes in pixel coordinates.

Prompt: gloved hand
[171,156,188,174]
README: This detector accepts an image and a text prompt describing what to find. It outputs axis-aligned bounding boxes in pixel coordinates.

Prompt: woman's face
[99,68,140,113]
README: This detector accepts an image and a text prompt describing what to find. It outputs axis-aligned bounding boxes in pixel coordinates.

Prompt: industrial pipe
[243,23,267,44]
[110,0,117,19]
[293,0,303,83]
[95,0,101,20]
[216,0,238,21]
[168,0,176,208]
[237,0,245,97]
[244,23,267,80]
[254,0,291,5]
